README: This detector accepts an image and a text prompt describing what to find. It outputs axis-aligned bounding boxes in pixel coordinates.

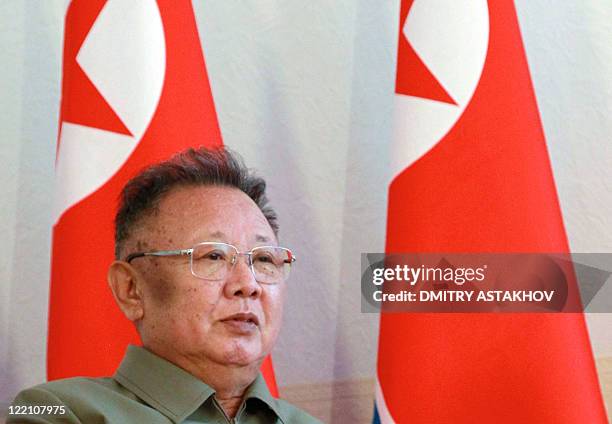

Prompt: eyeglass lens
[190,243,292,283]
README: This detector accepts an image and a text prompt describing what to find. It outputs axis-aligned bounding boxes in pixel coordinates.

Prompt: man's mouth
[220,313,260,333]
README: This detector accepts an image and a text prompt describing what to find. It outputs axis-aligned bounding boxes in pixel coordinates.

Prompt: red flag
[48,0,278,396]
[375,0,607,422]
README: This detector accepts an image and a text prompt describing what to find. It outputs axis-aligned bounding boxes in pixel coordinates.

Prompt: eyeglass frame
[124,241,296,284]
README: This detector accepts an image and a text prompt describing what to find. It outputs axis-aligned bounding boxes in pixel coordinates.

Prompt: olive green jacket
[8,345,321,424]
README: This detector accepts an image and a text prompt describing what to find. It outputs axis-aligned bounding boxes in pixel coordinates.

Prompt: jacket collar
[114,345,284,423]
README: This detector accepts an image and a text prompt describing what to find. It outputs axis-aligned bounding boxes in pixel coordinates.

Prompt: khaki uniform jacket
[7,345,321,424]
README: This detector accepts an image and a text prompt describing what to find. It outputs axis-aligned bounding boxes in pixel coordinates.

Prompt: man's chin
[218,341,265,368]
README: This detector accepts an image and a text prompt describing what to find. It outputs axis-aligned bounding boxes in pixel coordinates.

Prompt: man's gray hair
[114,146,278,259]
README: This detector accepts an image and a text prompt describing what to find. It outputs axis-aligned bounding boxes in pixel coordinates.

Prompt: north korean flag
[374,0,607,422]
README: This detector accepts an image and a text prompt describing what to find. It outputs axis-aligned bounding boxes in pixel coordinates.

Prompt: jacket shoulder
[27,376,116,394]
[8,377,141,423]
[7,379,95,423]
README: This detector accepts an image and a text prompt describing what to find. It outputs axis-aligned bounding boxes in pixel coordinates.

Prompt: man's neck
[144,345,261,418]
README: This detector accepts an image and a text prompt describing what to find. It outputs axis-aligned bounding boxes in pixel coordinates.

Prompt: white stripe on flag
[375,378,397,424]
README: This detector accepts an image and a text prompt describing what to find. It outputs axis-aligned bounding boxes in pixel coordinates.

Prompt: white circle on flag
[54,0,166,223]
[391,0,489,179]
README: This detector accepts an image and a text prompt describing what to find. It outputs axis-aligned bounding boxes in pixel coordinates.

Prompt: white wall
[1,0,611,416]
[0,0,67,411]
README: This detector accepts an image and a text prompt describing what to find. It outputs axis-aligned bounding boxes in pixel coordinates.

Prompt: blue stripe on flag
[372,402,381,424]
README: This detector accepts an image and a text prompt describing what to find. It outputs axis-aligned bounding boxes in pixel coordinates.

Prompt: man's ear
[108,261,144,322]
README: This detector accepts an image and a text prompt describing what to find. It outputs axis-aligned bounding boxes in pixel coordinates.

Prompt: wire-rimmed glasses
[125,242,295,284]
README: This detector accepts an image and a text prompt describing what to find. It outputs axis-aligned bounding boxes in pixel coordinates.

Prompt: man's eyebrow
[205,232,271,243]
[208,231,225,239]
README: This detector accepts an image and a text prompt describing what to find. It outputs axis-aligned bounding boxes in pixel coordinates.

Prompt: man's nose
[224,254,262,299]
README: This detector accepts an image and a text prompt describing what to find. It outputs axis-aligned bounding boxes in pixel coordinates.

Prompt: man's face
[130,185,285,368]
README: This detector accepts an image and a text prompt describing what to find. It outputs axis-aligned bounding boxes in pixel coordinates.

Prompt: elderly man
[9,147,320,423]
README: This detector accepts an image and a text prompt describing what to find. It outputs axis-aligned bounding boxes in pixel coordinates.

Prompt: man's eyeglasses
[124,242,296,284]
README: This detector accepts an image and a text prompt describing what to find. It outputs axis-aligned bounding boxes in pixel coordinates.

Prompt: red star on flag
[60,0,131,138]
[395,0,457,105]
